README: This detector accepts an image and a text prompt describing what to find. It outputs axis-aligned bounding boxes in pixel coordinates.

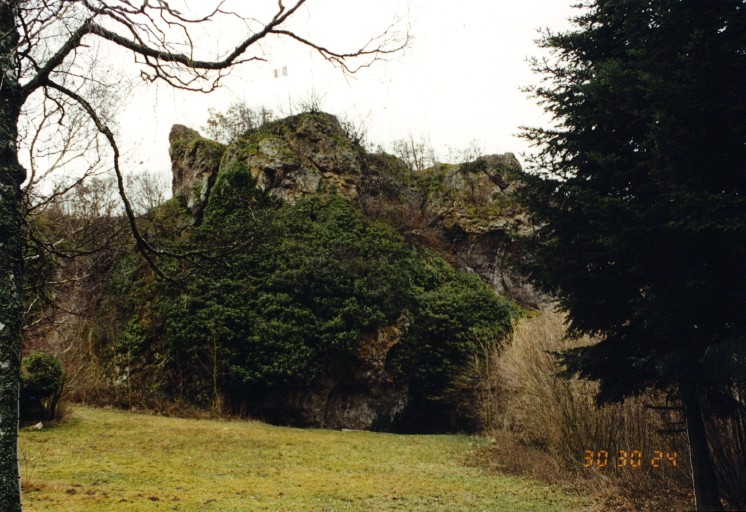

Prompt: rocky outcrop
[169,112,544,307]
[419,155,544,307]
[322,316,409,429]
[220,112,362,203]
[169,125,224,222]
[361,152,545,307]
[167,112,545,428]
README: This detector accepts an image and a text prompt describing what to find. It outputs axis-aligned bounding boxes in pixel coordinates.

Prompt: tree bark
[680,379,722,512]
[0,3,24,509]
[0,158,23,512]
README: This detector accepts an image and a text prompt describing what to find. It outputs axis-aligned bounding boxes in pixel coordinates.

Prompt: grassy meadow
[18,407,593,511]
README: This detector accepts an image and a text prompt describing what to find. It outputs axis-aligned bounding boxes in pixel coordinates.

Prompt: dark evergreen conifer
[518,2,746,510]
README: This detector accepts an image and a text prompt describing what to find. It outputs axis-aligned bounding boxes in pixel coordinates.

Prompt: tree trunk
[680,379,722,512]
[0,174,23,512]
[0,3,24,510]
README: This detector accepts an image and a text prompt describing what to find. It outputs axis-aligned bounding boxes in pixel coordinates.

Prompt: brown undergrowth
[473,429,693,512]
[475,308,694,511]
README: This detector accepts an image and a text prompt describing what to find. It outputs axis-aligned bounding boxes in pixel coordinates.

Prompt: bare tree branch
[43,77,179,280]
[269,25,408,73]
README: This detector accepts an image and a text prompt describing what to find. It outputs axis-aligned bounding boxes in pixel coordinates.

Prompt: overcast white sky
[116,0,577,182]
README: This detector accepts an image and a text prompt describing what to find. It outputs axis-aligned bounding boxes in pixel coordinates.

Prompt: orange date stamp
[583,450,678,468]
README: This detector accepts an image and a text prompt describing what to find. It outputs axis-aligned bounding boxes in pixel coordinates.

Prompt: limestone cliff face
[168,112,543,429]
[418,156,543,307]
[361,152,544,307]
[170,111,543,307]
[219,112,362,203]
[169,125,225,222]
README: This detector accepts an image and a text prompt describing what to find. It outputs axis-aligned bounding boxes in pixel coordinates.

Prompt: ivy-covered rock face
[173,111,544,307]
[92,111,532,432]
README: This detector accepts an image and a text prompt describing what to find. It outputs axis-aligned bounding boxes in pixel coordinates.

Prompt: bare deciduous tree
[0,1,406,508]
[392,133,436,172]
[203,101,275,144]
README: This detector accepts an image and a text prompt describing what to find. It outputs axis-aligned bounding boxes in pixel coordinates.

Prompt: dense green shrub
[105,163,518,429]
[390,256,519,431]
[20,351,65,421]
[193,189,425,405]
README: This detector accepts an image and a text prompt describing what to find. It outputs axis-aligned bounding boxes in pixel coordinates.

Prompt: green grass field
[19,407,593,511]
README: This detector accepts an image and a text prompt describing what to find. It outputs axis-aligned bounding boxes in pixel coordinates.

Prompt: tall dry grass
[706,396,746,509]
[476,308,692,509]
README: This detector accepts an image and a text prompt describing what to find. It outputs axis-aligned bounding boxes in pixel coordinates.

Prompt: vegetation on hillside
[13,1,745,509]
[81,157,518,430]
[21,101,743,508]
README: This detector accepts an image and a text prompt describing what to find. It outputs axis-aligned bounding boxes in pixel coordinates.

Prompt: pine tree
[519,2,746,510]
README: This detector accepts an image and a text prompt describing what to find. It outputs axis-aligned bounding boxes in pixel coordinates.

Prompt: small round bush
[20,351,65,421]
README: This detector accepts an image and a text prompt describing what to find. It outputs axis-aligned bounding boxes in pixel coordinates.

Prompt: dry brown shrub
[476,308,693,510]
[707,402,746,509]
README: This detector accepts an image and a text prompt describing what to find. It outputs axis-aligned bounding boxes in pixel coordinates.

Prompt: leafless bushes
[21,172,168,417]
[706,391,746,509]
[391,134,436,172]
[203,102,276,144]
[477,308,692,509]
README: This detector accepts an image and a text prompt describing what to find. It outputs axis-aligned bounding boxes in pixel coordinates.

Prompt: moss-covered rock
[218,112,363,203]
[168,112,544,306]
[414,155,543,305]
[169,125,225,223]
[360,152,544,307]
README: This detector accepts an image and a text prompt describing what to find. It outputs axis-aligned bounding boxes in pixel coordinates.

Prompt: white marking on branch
[0,361,9,369]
